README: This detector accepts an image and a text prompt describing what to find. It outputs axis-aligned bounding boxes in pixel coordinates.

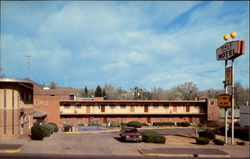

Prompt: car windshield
[124,128,137,132]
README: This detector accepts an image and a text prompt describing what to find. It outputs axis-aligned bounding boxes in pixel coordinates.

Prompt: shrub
[31,126,45,140]
[153,122,174,127]
[40,124,54,137]
[141,123,149,126]
[121,123,127,127]
[64,124,72,132]
[177,122,191,127]
[127,121,142,128]
[110,122,121,127]
[196,137,210,145]
[141,130,166,144]
[213,139,225,145]
[236,141,246,146]
[198,131,215,140]
[48,122,59,132]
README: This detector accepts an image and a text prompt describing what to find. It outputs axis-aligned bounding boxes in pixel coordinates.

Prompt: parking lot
[1,128,249,158]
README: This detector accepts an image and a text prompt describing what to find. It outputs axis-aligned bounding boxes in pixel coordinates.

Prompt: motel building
[32,84,220,126]
[59,97,220,126]
[0,78,34,139]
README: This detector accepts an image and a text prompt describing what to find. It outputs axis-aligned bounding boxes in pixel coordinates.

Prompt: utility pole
[25,55,32,78]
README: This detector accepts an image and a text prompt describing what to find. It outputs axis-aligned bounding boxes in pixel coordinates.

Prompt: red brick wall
[34,96,60,125]
[207,99,220,121]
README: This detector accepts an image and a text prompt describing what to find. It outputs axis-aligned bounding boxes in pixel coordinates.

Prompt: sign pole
[231,58,235,144]
[224,60,228,144]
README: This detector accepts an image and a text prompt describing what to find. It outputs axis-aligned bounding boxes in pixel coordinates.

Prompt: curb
[138,149,231,158]
[0,145,23,154]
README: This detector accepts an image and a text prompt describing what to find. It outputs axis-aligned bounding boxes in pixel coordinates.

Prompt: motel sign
[216,40,245,61]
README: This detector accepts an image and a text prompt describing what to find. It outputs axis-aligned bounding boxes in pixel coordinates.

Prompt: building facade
[33,84,75,125]
[0,78,34,139]
[59,98,219,126]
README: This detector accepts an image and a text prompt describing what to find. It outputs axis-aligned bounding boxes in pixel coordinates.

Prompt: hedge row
[127,121,149,128]
[153,122,174,126]
[176,122,191,127]
[141,130,166,144]
[215,126,249,141]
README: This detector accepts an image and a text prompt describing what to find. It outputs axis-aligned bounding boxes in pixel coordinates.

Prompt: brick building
[0,78,34,139]
[32,83,220,127]
[33,84,75,125]
[59,98,219,126]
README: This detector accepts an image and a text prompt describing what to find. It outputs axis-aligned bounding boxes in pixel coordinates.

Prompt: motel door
[189,117,193,123]
[144,106,148,112]
[86,105,90,114]
[147,117,151,124]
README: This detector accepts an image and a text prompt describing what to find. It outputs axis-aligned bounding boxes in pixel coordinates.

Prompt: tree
[103,89,107,99]
[84,86,88,97]
[50,81,57,89]
[95,85,103,97]
[176,82,198,100]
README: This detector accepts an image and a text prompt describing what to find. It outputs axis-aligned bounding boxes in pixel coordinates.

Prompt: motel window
[120,104,126,109]
[210,101,215,106]
[110,104,116,109]
[153,103,158,109]
[164,104,169,107]
[75,104,81,108]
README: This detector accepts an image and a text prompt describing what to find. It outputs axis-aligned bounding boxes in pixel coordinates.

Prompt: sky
[1,1,249,90]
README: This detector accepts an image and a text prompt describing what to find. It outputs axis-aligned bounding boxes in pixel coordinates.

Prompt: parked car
[120,127,142,142]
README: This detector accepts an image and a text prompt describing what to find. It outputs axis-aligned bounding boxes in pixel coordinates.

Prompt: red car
[120,127,142,142]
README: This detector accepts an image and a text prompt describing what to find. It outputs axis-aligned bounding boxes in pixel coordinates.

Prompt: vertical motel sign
[216,39,245,145]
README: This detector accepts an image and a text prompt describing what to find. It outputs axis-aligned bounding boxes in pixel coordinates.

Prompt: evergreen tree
[84,86,88,97]
[95,85,103,97]
[103,89,107,99]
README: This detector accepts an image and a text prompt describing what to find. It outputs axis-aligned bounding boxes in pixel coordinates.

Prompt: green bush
[48,122,59,132]
[141,130,166,144]
[153,122,174,127]
[63,124,72,132]
[196,137,210,145]
[127,121,142,128]
[141,123,149,126]
[198,131,215,140]
[177,122,191,127]
[31,126,45,140]
[213,139,225,145]
[121,123,127,127]
[110,122,121,127]
[40,124,54,137]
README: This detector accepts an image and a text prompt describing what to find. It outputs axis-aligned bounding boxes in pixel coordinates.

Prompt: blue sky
[1,1,249,90]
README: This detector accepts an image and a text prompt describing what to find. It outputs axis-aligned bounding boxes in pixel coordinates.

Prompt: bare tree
[175,82,198,100]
